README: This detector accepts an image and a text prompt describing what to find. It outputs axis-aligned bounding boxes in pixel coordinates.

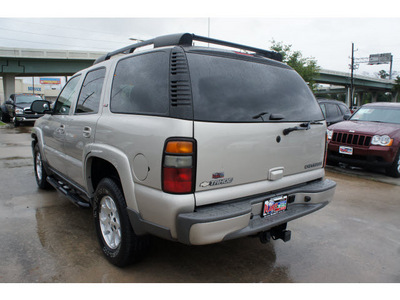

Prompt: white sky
[1,1,400,78]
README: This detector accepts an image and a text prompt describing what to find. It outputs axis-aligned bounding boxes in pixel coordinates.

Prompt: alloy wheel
[99,196,121,249]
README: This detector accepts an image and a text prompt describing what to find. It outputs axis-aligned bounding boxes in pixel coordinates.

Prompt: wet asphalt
[0,123,399,283]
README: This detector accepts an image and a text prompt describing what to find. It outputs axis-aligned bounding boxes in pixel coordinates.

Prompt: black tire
[93,178,149,267]
[385,150,400,178]
[33,144,51,189]
[1,111,10,123]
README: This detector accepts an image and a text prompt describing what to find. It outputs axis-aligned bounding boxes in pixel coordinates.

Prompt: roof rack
[93,33,282,65]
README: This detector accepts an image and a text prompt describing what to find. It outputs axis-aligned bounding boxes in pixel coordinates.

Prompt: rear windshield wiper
[283,121,323,136]
[252,112,268,121]
[252,112,285,121]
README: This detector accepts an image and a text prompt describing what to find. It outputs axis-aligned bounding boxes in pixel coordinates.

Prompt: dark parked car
[317,99,351,126]
[0,93,44,126]
[327,102,400,177]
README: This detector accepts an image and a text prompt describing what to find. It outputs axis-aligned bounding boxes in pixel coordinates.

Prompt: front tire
[13,117,20,127]
[33,144,51,189]
[386,150,400,178]
[1,111,10,123]
[93,178,149,267]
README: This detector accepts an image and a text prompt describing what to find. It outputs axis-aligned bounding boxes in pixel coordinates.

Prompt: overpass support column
[371,92,378,103]
[345,86,351,107]
[2,74,16,101]
[358,92,364,106]
[393,92,399,102]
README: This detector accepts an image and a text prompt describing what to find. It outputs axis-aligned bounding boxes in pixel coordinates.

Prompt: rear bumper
[176,178,336,245]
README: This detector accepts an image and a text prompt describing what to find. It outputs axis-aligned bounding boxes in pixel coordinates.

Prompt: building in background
[0,77,64,103]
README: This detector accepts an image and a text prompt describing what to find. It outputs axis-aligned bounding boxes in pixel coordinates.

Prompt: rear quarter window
[110,51,169,116]
[187,53,323,122]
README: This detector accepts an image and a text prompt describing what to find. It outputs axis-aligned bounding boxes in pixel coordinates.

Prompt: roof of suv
[93,33,283,65]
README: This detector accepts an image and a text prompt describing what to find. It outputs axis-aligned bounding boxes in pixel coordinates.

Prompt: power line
[0,26,129,45]
[5,19,129,39]
[0,36,115,51]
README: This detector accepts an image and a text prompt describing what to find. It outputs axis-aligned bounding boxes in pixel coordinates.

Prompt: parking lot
[0,123,399,283]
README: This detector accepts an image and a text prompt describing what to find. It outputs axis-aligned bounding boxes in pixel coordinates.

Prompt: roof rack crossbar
[93,33,282,65]
[93,38,155,65]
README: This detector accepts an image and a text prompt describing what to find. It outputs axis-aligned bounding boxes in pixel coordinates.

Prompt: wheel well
[90,157,121,192]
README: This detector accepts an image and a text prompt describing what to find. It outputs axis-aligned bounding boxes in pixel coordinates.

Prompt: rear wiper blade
[283,121,323,136]
[252,112,286,121]
[252,112,268,121]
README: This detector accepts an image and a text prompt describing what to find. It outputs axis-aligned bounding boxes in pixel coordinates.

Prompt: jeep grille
[332,132,372,146]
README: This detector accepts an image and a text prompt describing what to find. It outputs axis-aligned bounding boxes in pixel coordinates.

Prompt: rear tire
[386,150,400,178]
[33,144,51,189]
[93,178,149,267]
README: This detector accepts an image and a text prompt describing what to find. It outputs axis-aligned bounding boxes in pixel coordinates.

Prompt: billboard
[368,53,392,65]
[40,78,61,84]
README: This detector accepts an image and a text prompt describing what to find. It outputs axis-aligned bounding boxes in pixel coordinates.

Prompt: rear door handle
[83,126,92,138]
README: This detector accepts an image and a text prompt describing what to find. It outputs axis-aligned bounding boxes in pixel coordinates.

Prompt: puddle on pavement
[0,157,33,168]
[0,124,33,134]
[31,199,292,283]
[35,203,100,271]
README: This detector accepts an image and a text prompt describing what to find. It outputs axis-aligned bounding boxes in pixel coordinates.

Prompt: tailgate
[194,121,326,203]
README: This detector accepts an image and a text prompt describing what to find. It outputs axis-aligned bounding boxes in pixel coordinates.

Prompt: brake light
[162,139,196,194]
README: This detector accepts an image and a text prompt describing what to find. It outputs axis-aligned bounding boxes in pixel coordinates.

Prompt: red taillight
[162,139,195,194]
[163,167,193,193]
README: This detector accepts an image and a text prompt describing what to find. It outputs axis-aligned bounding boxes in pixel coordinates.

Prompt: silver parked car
[31,33,336,267]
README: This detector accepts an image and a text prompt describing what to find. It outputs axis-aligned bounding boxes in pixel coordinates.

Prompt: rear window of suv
[187,53,323,123]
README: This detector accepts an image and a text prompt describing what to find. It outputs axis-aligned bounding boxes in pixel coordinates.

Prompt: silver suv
[31,33,336,267]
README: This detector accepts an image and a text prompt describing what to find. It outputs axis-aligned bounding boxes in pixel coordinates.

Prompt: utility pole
[350,42,354,107]
[389,55,393,79]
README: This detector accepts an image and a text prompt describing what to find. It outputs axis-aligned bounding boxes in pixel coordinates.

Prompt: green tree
[378,70,389,79]
[270,40,320,92]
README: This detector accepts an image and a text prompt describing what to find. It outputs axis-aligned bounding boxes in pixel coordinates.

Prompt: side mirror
[5,99,13,105]
[31,100,52,114]
[344,114,351,120]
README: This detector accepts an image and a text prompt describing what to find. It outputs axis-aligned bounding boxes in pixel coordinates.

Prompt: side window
[75,68,106,114]
[326,103,341,118]
[110,51,169,115]
[54,75,81,115]
[339,104,350,115]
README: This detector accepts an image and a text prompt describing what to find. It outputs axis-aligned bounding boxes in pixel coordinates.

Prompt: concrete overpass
[0,47,106,101]
[314,69,397,106]
[0,46,397,106]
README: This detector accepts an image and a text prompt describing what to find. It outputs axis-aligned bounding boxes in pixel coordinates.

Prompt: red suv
[327,102,400,177]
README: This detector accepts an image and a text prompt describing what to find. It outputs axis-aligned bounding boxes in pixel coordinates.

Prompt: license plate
[339,146,353,155]
[263,195,288,216]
